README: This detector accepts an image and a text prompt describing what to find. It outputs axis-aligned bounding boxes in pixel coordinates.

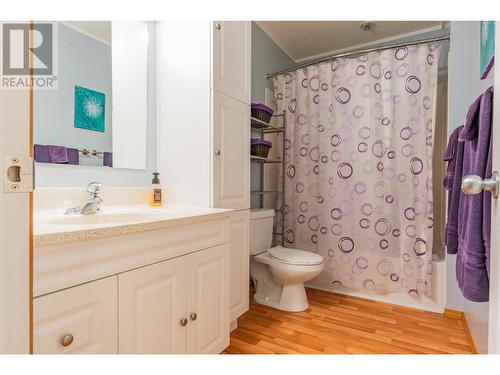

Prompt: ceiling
[62,21,111,44]
[255,21,446,62]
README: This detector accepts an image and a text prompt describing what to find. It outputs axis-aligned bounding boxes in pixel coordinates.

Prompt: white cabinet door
[118,257,187,354]
[33,276,117,354]
[186,244,230,354]
[229,210,250,321]
[212,21,251,104]
[212,91,250,210]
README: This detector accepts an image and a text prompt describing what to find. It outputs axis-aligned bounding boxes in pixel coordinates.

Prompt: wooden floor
[224,288,475,354]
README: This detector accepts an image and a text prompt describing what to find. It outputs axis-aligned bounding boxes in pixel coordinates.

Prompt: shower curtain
[273,43,441,296]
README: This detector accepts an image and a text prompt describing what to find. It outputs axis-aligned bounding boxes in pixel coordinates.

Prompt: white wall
[35,23,156,188]
[155,21,212,207]
[447,21,494,353]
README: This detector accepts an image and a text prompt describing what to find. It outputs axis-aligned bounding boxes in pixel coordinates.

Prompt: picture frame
[480,21,495,79]
[74,85,106,132]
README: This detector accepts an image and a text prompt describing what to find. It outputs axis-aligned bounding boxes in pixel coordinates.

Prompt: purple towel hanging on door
[444,87,493,302]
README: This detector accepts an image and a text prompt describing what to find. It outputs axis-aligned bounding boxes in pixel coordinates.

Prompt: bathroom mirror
[34,21,150,170]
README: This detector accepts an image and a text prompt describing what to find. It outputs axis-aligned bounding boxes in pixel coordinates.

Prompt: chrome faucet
[65,182,104,215]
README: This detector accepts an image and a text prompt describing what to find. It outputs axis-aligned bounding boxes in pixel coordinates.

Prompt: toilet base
[254,283,309,312]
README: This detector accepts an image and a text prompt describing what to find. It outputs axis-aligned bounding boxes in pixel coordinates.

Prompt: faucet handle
[87,182,104,195]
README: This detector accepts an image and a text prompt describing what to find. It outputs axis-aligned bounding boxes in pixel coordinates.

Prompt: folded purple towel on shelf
[67,148,80,165]
[47,145,69,163]
[103,152,113,167]
[34,144,51,163]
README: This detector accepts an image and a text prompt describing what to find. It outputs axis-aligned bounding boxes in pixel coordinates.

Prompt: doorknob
[190,313,197,321]
[461,171,499,199]
[180,318,188,327]
[215,149,221,156]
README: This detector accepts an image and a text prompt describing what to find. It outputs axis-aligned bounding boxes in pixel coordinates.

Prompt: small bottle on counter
[150,172,163,207]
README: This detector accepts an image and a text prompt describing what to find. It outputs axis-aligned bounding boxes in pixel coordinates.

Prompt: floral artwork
[74,85,105,132]
[273,43,440,296]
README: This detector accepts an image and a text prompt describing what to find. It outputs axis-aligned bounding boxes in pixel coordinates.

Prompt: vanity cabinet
[33,276,118,354]
[118,244,230,354]
[34,211,231,354]
[212,21,251,104]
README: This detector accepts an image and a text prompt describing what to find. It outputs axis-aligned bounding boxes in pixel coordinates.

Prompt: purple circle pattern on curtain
[273,43,440,297]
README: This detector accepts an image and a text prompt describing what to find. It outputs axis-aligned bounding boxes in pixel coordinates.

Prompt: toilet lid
[268,246,324,266]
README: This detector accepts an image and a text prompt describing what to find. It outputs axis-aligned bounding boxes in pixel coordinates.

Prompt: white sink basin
[49,212,167,226]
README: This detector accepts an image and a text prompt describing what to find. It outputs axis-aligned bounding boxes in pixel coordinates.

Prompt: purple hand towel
[47,145,69,164]
[34,144,51,163]
[103,152,113,167]
[443,125,464,255]
[455,87,493,302]
[67,148,80,165]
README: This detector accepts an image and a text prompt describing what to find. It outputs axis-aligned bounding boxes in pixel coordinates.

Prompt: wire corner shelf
[250,110,286,246]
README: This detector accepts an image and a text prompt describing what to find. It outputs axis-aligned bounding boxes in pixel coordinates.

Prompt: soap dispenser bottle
[150,172,163,207]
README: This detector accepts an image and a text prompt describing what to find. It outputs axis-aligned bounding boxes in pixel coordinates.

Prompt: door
[186,244,230,354]
[229,210,250,322]
[118,256,187,354]
[0,22,32,353]
[212,90,250,210]
[212,21,251,104]
[33,276,117,354]
[489,22,500,354]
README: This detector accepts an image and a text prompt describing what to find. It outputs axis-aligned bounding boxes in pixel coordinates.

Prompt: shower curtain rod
[265,34,450,79]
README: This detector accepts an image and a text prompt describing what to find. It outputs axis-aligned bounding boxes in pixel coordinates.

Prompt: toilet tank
[250,209,275,255]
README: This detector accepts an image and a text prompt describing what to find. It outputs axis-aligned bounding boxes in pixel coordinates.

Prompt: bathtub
[306,258,447,313]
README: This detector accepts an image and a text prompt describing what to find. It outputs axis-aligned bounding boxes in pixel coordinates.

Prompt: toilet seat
[268,246,323,266]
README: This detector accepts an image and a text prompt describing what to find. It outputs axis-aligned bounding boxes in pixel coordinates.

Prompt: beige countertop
[34,204,232,247]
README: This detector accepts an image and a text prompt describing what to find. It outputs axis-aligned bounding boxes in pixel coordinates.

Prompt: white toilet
[250,209,324,312]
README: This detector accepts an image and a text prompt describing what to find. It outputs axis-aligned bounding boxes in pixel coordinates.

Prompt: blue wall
[251,22,294,208]
[251,22,294,103]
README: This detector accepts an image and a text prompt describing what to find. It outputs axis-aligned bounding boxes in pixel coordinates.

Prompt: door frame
[488,21,500,354]
[0,21,33,354]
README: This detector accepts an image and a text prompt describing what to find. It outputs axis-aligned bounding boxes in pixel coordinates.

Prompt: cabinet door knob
[61,334,74,347]
[215,23,221,30]
[180,318,188,327]
[190,313,197,321]
[215,149,221,156]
